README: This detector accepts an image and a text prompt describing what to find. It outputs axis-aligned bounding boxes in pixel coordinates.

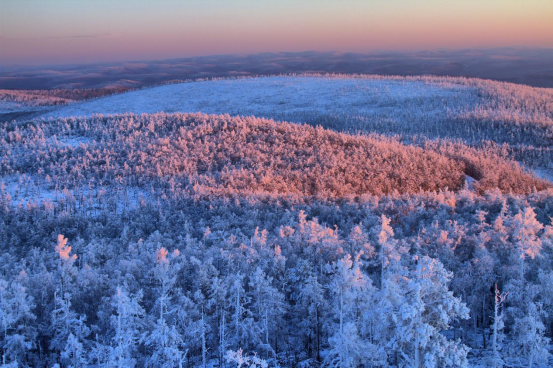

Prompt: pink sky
[1,0,552,66]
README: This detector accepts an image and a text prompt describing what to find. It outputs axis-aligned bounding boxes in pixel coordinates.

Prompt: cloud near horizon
[1,0,552,66]
[2,33,118,42]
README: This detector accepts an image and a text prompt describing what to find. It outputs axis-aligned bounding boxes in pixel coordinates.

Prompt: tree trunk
[265,311,269,359]
[519,255,524,282]
[414,259,422,368]
[316,308,321,363]
[482,299,487,350]
[235,288,240,345]
[201,308,206,368]
[492,289,499,367]
[473,313,478,348]
[340,291,344,368]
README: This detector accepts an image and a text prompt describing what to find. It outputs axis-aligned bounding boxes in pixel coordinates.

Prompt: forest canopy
[0,76,553,368]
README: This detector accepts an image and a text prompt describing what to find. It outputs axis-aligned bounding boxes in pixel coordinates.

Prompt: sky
[1,0,552,66]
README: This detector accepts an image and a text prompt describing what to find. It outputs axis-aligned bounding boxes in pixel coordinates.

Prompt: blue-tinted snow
[41,76,475,122]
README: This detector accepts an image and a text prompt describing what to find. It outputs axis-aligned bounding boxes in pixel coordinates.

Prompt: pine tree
[54,234,78,297]
[50,291,90,367]
[193,290,208,369]
[371,223,410,365]
[290,262,326,363]
[227,273,252,350]
[512,207,543,282]
[394,255,469,368]
[62,333,86,368]
[0,278,36,367]
[50,235,91,367]
[378,214,396,286]
[509,302,550,367]
[248,267,285,359]
[467,236,496,349]
[208,276,228,367]
[109,286,144,368]
[324,253,382,367]
[325,322,376,368]
[491,284,507,368]
[143,247,185,368]
[347,224,374,258]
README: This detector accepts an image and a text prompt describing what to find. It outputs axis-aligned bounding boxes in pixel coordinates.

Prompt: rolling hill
[1,75,553,368]
[1,112,549,210]
[33,74,553,172]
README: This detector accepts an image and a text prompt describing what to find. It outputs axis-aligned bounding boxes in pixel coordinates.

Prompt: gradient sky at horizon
[1,0,552,66]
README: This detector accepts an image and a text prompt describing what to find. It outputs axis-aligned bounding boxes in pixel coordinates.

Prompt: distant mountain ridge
[2,48,553,89]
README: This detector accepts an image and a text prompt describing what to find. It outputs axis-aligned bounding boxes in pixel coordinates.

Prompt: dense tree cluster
[269,75,553,169]
[0,184,552,367]
[32,74,552,171]
[0,76,552,367]
[0,87,132,108]
[0,114,547,207]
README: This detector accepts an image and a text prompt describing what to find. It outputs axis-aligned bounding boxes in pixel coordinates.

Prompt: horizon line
[2,46,553,70]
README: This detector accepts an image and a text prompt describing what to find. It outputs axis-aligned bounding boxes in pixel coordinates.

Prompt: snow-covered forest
[36,75,553,172]
[1,75,553,367]
[0,87,132,108]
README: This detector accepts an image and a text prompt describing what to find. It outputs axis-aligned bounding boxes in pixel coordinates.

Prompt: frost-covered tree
[225,348,268,368]
[289,262,326,363]
[371,271,405,364]
[347,224,374,258]
[208,276,228,367]
[227,273,257,351]
[324,254,383,367]
[62,333,86,368]
[490,284,508,368]
[377,214,399,285]
[50,235,91,367]
[509,302,550,367]
[108,286,144,368]
[50,291,90,367]
[54,235,78,295]
[248,267,286,359]
[143,247,185,368]
[467,237,496,349]
[394,255,469,368]
[0,278,36,367]
[192,290,208,369]
[370,219,410,362]
[325,322,383,368]
[512,207,543,282]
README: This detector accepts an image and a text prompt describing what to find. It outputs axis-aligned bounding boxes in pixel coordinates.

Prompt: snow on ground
[533,168,553,183]
[464,175,477,192]
[1,174,146,214]
[0,98,60,115]
[0,102,54,122]
[41,76,475,123]
[54,135,95,148]
[0,100,26,113]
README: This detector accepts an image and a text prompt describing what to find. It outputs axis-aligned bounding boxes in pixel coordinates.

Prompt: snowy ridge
[42,76,472,120]
[39,75,553,176]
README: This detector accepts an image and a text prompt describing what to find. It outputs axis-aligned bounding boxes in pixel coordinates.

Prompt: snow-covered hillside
[3,76,553,368]
[41,75,553,164]
[42,76,471,120]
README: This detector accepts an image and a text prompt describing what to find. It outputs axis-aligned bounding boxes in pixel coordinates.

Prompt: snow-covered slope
[39,75,553,175]
[4,76,553,369]
[42,76,472,120]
